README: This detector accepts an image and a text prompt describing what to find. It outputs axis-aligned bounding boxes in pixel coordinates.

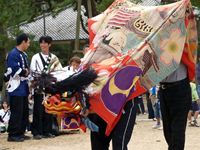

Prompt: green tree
[188,0,200,7]
[0,0,74,98]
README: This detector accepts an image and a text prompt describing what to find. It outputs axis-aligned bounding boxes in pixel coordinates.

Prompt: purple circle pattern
[101,66,142,115]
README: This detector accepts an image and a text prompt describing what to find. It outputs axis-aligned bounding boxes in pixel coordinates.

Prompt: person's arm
[7,53,28,77]
[29,55,38,94]
[49,55,63,71]
[0,110,4,123]
[30,55,37,72]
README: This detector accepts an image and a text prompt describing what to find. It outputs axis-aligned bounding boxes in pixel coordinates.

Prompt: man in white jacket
[30,36,62,139]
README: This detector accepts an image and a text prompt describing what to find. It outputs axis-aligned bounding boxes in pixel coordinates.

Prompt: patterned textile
[60,114,81,131]
[82,0,198,135]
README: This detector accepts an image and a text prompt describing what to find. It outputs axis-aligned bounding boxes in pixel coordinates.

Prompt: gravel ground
[0,114,200,150]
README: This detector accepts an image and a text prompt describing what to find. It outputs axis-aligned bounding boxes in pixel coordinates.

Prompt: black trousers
[31,94,52,136]
[160,78,191,150]
[145,92,155,119]
[8,96,29,137]
[135,96,145,114]
[90,99,138,150]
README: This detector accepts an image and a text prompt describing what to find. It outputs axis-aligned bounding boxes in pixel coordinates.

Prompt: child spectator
[188,82,199,127]
[63,56,81,73]
[0,101,11,133]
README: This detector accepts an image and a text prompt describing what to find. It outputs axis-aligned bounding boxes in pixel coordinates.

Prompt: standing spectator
[6,33,30,142]
[196,55,200,97]
[159,63,192,150]
[145,91,155,119]
[30,36,62,139]
[0,101,10,133]
[188,82,199,127]
[135,95,146,114]
[151,86,162,129]
[150,86,157,106]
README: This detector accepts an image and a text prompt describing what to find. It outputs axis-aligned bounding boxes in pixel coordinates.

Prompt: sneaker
[152,124,161,129]
[193,120,200,127]
[158,126,163,130]
[153,118,157,121]
[188,121,194,127]
[7,136,24,142]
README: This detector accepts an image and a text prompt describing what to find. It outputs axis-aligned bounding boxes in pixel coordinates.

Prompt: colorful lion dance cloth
[43,0,197,136]
[44,94,84,131]
[81,0,197,135]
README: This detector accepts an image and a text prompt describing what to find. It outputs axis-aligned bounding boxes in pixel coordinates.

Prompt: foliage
[96,0,114,12]
[96,0,200,12]
[190,0,200,8]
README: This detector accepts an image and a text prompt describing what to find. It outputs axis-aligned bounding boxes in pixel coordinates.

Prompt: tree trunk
[0,25,8,102]
[74,0,82,52]
[0,47,8,102]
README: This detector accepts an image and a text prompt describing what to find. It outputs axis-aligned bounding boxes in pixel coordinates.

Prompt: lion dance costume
[35,0,197,135]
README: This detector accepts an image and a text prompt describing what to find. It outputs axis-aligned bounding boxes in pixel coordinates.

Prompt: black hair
[0,101,9,109]
[16,33,29,46]
[39,36,53,44]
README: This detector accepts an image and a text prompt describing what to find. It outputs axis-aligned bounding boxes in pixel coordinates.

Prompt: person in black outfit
[159,64,192,150]
[89,99,138,150]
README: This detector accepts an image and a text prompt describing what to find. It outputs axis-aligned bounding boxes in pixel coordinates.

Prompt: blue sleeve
[151,86,156,95]
[7,52,23,76]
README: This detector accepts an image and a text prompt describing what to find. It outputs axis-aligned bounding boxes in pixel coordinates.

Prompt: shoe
[158,126,163,130]
[188,121,194,127]
[42,133,55,138]
[33,135,42,140]
[7,136,24,142]
[193,120,200,127]
[152,124,161,129]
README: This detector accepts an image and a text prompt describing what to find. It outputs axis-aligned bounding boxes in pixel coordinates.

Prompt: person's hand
[80,109,90,117]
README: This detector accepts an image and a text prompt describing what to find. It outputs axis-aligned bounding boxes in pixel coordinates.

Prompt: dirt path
[1,115,200,150]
